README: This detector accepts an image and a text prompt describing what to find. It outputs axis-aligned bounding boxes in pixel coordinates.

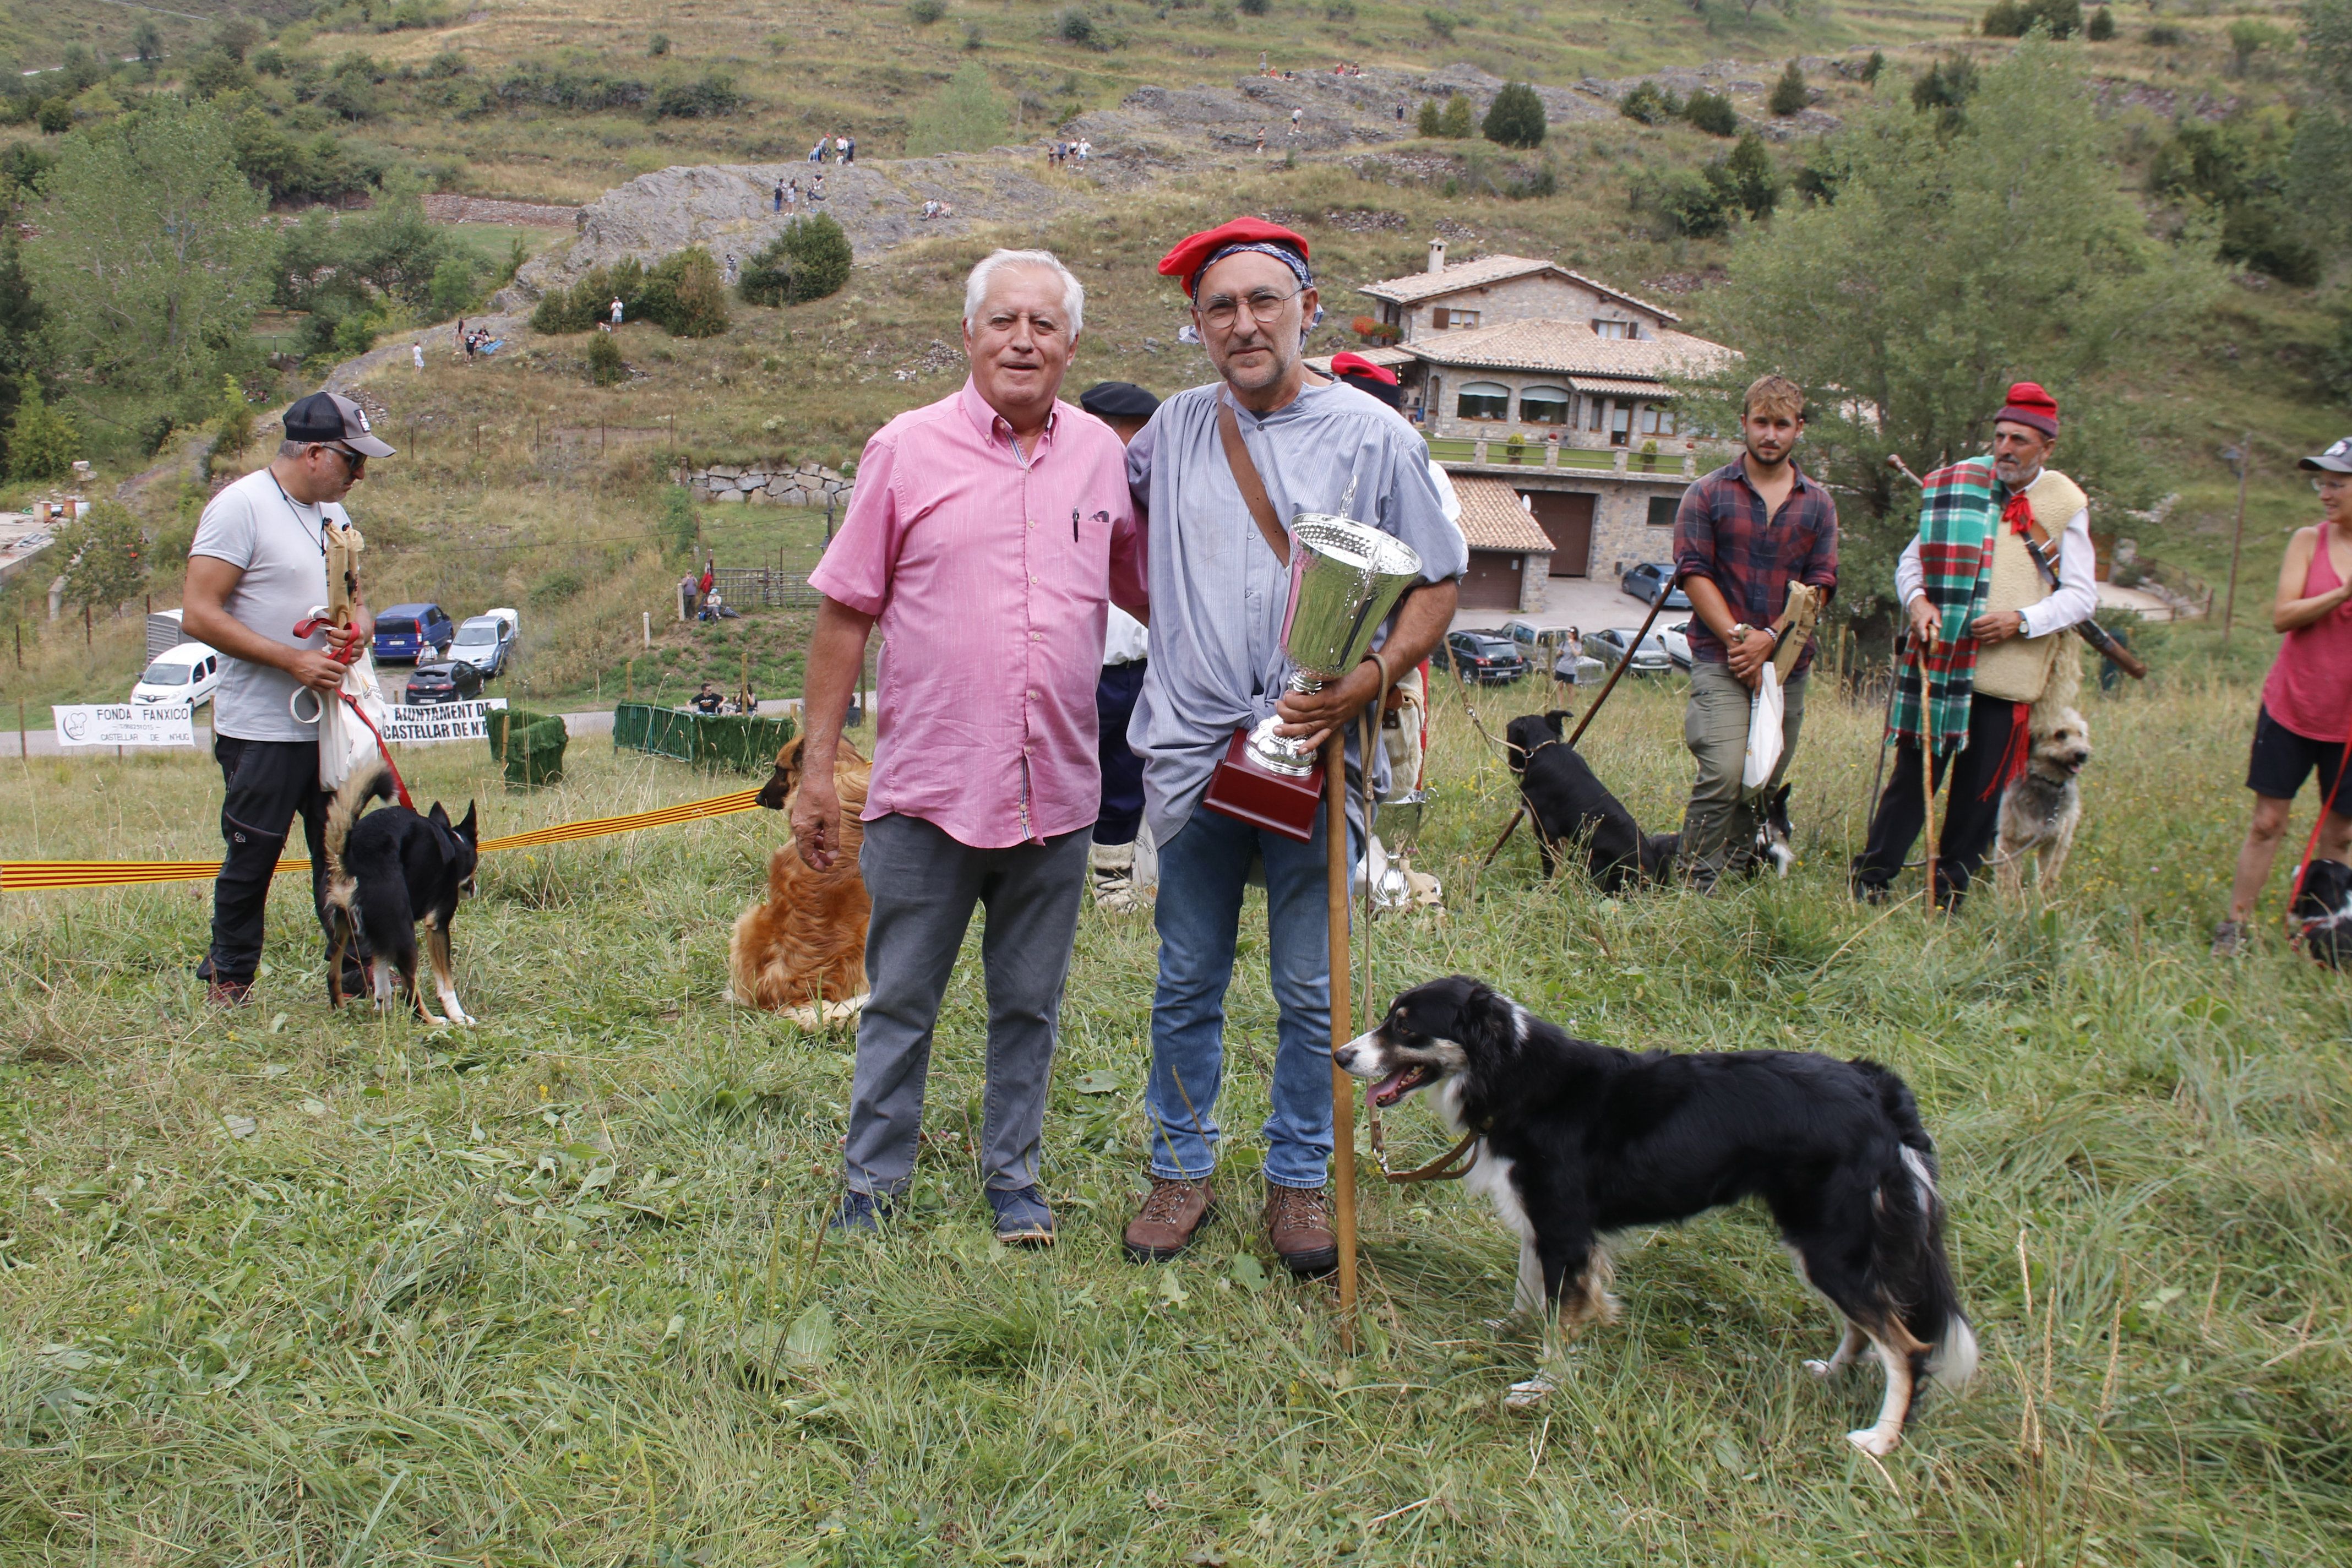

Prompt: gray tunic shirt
[1125,377,1467,843]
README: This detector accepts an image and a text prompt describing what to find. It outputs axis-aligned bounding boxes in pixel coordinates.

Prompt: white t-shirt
[1103,607,1148,667]
[189,466,349,743]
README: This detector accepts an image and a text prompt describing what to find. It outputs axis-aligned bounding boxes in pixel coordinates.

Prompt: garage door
[1461,551,1522,610]
[1524,492,1596,576]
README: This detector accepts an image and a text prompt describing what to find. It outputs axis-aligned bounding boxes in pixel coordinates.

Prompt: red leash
[294,613,415,812]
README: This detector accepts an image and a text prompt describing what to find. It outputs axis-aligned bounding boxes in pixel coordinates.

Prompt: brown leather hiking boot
[1264,1182,1338,1276]
[1122,1176,1217,1262]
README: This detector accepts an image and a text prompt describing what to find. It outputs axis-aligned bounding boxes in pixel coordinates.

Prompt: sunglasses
[313,443,366,473]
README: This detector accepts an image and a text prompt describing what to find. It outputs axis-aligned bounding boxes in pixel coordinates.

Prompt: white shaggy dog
[1995,705,2090,896]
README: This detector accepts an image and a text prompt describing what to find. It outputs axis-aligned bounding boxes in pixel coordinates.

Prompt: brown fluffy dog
[729,737,872,1025]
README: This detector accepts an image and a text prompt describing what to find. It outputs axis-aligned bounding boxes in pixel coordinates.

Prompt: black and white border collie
[1337,976,1977,1456]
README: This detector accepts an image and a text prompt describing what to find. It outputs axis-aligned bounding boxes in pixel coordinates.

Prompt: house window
[1587,397,1605,433]
[1519,385,1572,425]
[1457,381,1510,421]
[1592,319,1632,340]
[1647,497,1680,529]
[1636,405,1678,436]
[1433,307,1480,330]
[1610,403,1632,446]
[1381,301,1400,326]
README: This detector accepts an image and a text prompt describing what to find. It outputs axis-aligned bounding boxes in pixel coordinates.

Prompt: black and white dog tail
[323,764,394,914]
[1857,1060,1978,1390]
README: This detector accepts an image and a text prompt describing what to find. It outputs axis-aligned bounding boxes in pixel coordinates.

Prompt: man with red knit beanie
[1852,380,2098,910]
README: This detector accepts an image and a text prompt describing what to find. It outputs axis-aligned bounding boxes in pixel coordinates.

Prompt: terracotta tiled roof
[1402,318,1734,384]
[1358,255,1679,322]
[1450,475,1557,553]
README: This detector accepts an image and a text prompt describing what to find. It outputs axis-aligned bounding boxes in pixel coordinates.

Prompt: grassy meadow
[3,652,2349,1564]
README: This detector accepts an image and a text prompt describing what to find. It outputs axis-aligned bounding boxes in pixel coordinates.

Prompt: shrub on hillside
[587,331,627,385]
[1239,0,1270,13]
[1631,164,1737,238]
[2087,7,2114,41]
[496,63,651,111]
[1619,81,1680,126]
[1860,50,1884,83]
[640,247,730,336]
[1482,82,1546,149]
[531,258,650,335]
[4,372,79,480]
[1056,9,1098,46]
[1439,93,1474,138]
[56,500,147,613]
[656,74,741,118]
[1684,90,1738,137]
[1911,58,1978,130]
[907,0,948,21]
[1768,61,1807,117]
[905,61,1009,155]
[2146,23,2183,47]
[740,215,853,306]
[1416,99,1442,137]
[1981,0,2078,39]
[1724,133,1781,218]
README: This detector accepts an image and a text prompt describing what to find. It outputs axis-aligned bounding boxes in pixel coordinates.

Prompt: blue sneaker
[830,1190,894,1235]
[986,1185,1055,1248]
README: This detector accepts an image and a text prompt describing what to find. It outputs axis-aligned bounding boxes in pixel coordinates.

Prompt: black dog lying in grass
[1504,710,1679,891]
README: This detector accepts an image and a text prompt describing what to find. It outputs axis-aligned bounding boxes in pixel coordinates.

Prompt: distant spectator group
[809,133,856,165]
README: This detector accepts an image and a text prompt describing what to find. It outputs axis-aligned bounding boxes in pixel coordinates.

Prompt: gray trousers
[1680,660,1807,890]
[842,813,1090,1198]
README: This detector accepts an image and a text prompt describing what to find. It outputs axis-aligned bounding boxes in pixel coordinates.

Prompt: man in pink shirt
[794,248,1146,1245]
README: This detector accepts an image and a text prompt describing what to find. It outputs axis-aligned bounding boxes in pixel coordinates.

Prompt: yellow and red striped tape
[2,787,765,894]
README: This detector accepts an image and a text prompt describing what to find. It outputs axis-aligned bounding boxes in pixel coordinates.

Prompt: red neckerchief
[2001,489,2035,536]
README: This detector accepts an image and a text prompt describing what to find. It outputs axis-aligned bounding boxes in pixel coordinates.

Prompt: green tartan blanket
[1888,457,1999,755]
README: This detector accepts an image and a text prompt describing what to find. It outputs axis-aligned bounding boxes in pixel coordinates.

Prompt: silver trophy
[1245,514,1425,778]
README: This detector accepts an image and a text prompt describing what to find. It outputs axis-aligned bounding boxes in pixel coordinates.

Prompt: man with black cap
[1118,217,1465,1276]
[182,391,394,1005]
[1852,380,2096,910]
[1079,380,1161,910]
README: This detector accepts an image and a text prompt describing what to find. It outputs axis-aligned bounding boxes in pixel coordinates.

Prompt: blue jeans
[1145,802,1359,1190]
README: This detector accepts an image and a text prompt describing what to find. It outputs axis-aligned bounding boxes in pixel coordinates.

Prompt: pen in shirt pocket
[1071,507,1079,543]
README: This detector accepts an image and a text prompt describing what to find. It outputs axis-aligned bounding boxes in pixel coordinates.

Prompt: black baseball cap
[2298,437,2352,475]
[1079,381,1160,421]
[284,391,396,458]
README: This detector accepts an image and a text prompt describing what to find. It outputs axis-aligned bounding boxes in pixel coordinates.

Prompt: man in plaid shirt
[1670,373,1839,890]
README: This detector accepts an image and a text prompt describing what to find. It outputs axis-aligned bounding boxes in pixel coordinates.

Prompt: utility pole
[2222,434,2251,644]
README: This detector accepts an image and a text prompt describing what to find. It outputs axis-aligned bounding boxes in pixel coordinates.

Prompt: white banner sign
[377,698,509,745]
[53,703,194,748]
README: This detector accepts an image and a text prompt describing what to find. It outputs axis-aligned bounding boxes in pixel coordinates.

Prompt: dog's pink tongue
[1371,1070,1411,1107]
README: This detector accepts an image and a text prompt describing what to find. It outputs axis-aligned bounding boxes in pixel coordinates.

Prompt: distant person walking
[1076,137,1092,164]
[836,134,850,162]
[843,135,856,164]
[609,296,624,328]
[725,253,739,285]
[774,178,785,212]
[2214,437,2352,955]
[1289,107,1303,135]
[453,317,465,359]
[410,341,423,373]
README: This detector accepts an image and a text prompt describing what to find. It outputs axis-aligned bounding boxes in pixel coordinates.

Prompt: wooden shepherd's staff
[1323,732,1359,1350]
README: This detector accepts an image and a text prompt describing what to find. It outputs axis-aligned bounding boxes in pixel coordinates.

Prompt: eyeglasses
[1197,285,1306,334]
[315,444,365,473]
[2313,473,2350,492]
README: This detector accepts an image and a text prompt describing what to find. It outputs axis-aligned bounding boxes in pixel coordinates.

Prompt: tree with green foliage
[660,484,698,557]
[586,330,626,386]
[2228,19,2284,75]
[4,371,77,480]
[1482,82,1546,149]
[1619,81,1679,125]
[2148,114,2316,284]
[1689,36,2220,619]
[1910,57,1979,131]
[1684,90,1738,137]
[907,0,948,24]
[1439,93,1474,138]
[1768,61,1808,117]
[131,20,164,65]
[640,247,729,336]
[22,100,275,394]
[1724,132,1781,217]
[1861,50,1885,83]
[1981,0,2079,37]
[215,373,254,455]
[56,500,148,614]
[0,202,43,477]
[741,215,854,306]
[2087,7,2114,41]
[905,61,1009,155]
[429,253,481,317]
[1416,99,1442,137]
[2288,0,2352,257]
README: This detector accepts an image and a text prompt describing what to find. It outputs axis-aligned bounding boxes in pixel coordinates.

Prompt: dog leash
[1369,1100,1481,1183]
[290,609,415,812]
[2285,728,2352,950]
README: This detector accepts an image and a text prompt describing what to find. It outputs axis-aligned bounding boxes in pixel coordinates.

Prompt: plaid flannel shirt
[1671,458,1839,675]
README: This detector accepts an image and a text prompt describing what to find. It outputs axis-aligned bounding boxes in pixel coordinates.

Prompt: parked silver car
[1586,626,1675,677]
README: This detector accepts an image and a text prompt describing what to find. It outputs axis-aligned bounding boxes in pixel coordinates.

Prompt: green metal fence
[612,703,798,773]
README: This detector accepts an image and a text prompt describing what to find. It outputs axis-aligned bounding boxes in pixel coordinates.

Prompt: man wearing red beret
[1118,218,1467,1273]
[1854,380,2097,910]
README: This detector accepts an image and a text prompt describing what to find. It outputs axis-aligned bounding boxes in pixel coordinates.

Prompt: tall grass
[2,666,2346,1563]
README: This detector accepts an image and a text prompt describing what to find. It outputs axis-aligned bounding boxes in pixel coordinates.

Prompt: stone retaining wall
[683,461,853,506]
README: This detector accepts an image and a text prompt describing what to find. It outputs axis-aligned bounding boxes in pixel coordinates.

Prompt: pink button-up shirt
[810,379,1146,848]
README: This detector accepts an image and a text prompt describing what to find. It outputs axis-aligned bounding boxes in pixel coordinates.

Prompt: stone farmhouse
[1326,242,1743,614]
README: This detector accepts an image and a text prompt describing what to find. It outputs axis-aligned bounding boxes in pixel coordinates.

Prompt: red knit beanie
[1995,381,2059,438]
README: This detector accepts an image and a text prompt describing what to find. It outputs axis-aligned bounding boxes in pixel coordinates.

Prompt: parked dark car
[1586,627,1674,677]
[1620,562,1690,610]
[402,660,484,705]
[373,603,455,663]
[1444,629,1531,684]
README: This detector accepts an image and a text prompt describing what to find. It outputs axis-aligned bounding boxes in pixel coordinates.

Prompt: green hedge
[612,703,797,773]
[487,707,569,788]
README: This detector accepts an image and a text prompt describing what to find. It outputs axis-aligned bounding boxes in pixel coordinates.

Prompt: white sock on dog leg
[1846,1335,1914,1456]
[1807,1322,1868,1380]
[437,987,475,1026]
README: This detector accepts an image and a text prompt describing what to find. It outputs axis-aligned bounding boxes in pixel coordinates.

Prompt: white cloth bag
[291,630,394,792]
[1741,662,1785,791]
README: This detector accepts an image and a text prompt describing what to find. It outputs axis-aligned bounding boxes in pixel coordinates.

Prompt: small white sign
[53,703,194,748]
[377,698,509,745]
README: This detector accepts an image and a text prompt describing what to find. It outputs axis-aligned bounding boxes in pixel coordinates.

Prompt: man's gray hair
[963,248,1084,334]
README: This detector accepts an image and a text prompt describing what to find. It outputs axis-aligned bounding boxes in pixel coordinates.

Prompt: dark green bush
[1056,9,1098,45]
[907,0,948,22]
[1619,81,1679,126]
[1768,61,1807,117]
[1684,90,1738,137]
[739,215,853,306]
[1482,82,1546,149]
[586,331,627,385]
[655,74,741,118]
[1439,93,1473,138]
[640,247,731,336]
[1239,0,1270,13]
[1725,132,1781,218]
[2087,7,2114,41]
[648,31,671,55]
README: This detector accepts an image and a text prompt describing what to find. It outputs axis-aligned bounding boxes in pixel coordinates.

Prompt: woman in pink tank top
[2216,440,2352,954]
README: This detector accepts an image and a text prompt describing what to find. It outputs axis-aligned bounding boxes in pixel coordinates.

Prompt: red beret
[1995,380,2059,438]
[1158,217,1313,297]
[1329,351,1398,385]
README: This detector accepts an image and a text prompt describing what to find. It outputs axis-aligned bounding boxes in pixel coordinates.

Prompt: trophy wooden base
[1201,728,1324,842]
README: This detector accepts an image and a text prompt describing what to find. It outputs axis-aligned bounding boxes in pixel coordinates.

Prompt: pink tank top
[2263,522,2352,743]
